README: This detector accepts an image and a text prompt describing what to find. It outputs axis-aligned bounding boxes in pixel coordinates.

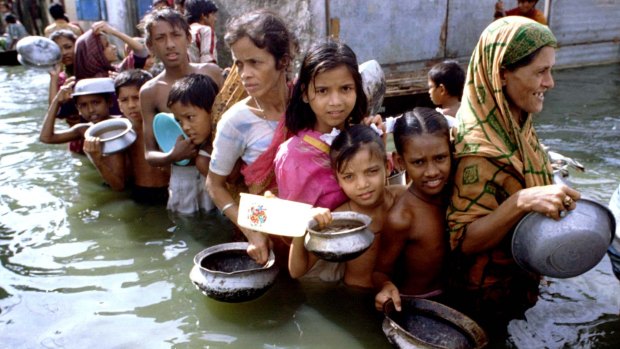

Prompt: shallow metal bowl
[72,77,115,97]
[387,171,407,186]
[382,297,488,349]
[512,197,616,278]
[84,118,137,155]
[190,242,279,303]
[305,211,374,262]
[16,36,61,69]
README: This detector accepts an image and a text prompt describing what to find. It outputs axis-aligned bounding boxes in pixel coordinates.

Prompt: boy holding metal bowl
[39,77,127,191]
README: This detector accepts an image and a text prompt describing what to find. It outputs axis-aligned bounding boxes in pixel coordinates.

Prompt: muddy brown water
[1,64,619,348]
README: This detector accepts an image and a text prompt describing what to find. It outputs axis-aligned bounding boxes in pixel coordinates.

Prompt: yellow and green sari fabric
[448,17,557,290]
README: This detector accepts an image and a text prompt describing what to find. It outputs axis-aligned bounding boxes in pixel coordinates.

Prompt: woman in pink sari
[206,10,297,265]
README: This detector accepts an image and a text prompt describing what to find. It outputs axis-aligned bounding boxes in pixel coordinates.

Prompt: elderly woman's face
[503,46,555,117]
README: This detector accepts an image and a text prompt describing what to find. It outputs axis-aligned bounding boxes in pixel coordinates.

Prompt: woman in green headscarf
[447,17,581,333]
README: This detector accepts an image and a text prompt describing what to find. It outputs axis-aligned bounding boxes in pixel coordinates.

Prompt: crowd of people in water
[33,0,583,340]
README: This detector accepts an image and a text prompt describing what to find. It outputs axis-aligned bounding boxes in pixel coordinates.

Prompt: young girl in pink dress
[274,41,368,210]
[287,125,404,287]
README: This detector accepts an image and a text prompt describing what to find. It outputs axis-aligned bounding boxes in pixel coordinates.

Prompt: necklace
[253,97,279,130]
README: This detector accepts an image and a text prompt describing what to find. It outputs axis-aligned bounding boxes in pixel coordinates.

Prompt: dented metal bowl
[190,242,279,303]
[512,197,615,278]
[84,118,137,155]
[305,211,374,262]
[16,36,61,69]
[382,297,488,349]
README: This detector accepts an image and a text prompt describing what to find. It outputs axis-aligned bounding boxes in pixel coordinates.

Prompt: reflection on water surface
[0,64,619,348]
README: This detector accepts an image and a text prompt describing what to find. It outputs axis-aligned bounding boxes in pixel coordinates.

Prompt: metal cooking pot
[190,242,279,303]
[512,197,616,278]
[305,211,374,262]
[382,296,488,349]
[359,60,386,115]
[84,118,137,155]
[16,36,61,69]
[607,184,620,280]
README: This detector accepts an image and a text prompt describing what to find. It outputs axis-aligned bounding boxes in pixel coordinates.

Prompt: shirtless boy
[140,8,223,168]
[139,9,223,213]
[114,69,170,204]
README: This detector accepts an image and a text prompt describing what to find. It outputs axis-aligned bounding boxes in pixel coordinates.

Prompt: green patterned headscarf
[454,16,556,187]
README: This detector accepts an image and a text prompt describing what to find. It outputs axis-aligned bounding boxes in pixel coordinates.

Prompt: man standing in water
[139,9,223,213]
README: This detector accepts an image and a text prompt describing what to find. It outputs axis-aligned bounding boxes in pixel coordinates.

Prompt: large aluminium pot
[190,242,279,303]
[382,296,488,349]
[512,197,615,278]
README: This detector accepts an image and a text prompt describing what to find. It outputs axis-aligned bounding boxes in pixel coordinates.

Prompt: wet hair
[50,29,77,43]
[143,8,191,46]
[428,60,465,100]
[393,107,450,156]
[285,41,368,135]
[4,13,16,24]
[224,9,297,71]
[114,69,153,95]
[330,124,386,174]
[48,3,68,21]
[184,0,217,24]
[166,73,219,113]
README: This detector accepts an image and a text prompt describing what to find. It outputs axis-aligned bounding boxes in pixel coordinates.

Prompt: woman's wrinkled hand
[243,227,271,265]
[517,184,581,220]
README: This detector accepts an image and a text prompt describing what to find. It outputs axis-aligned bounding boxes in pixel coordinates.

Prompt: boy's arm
[372,207,409,311]
[83,136,127,191]
[139,83,196,166]
[40,79,85,144]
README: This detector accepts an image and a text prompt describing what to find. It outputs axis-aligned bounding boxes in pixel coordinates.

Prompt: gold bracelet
[220,202,235,214]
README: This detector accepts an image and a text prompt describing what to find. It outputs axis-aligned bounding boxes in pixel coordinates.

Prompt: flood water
[1,64,619,348]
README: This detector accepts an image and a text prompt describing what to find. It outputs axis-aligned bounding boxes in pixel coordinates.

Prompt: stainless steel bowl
[387,171,407,186]
[191,242,279,303]
[84,118,137,155]
[512,197,616,278]
[382,296,488,349]
[305,211,374,262]
[16,36,61,69]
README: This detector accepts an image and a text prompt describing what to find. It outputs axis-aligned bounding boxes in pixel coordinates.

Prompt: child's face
[53,36,75,66]
[75,94,111,123]
[305,65,357,134]
[336,146,387,208]
[147,20,190,68]
[100,36,118,63]
[205,12,217,28]
[169,102,211,146]
[117,86,141,122]
[398,133,451,199]
[517,0,537,14]
[427,78,444,107]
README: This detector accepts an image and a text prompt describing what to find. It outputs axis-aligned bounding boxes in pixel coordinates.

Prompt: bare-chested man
[139,8,223,214]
